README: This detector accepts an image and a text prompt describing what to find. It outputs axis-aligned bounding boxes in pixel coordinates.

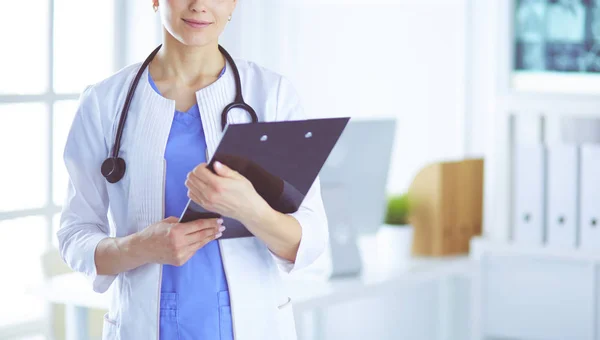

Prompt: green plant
[384,193,411,226]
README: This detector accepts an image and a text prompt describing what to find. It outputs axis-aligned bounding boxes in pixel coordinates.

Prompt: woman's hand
[185,161,270,224]
[137,216,225,266]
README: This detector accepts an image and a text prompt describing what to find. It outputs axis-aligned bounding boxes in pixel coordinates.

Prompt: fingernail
[217,218,224,225]
[215,161,222,169]
[219,226,226,232]
[215,232,223,238]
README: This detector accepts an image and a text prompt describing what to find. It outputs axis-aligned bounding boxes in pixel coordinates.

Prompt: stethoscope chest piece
[101,157,126,183]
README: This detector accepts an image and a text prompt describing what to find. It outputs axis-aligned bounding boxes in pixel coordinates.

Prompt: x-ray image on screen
[515,0,600,73]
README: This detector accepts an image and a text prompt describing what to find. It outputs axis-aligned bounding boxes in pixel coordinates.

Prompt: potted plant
[384,193,411,227]
[377,193,414,268]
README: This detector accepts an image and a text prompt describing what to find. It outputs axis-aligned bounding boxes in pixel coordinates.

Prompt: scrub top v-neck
[148,67,234,340]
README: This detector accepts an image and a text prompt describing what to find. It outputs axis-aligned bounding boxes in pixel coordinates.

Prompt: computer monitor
[317,117,397,278]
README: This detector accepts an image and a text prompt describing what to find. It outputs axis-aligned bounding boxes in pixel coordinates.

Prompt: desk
[286,256,473,340]
[36,255,471,340]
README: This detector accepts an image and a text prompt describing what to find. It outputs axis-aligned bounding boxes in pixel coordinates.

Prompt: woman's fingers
[185,228,224,253]
[166,219,225,266]
[164,216,179,224]
[186,169,226,207]
[213,161,242,180]
[190,164,216,186]
[178,218,222,235]
[186,171,208,193]
[175,230,223,266]
[186,224,225,245]
[189,191,211,211]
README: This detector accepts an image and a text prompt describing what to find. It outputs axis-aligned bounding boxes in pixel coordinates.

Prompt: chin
[178,34,217,48]
[166,24,218,47]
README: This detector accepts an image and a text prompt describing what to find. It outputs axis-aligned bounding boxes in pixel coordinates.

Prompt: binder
[179,117,350,239]
[579,145,600,249]
[513,144,546,245]
[545,144,580,248]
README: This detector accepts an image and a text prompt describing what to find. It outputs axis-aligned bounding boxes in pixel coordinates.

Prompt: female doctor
[56,0,328,339]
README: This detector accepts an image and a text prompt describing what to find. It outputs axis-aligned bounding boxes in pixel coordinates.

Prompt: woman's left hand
[185,161,268,223]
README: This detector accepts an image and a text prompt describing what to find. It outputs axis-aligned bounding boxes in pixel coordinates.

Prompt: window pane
[53,0,115,93]
[53,100,78,206]
[0,216,47,328]
[0,2,49,94]
[0,104,48,213]
[53,213,60,249]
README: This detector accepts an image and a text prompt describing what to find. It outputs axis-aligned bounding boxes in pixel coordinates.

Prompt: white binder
[579,145,600,250]
[546,144,580,248]
[513,144,546,245]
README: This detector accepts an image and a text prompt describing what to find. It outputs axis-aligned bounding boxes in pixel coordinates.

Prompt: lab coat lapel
[195,59,235,160]
[121,66,175,340]
[195,60,281,339]
[195,59,256,161]
[127,67,174,231]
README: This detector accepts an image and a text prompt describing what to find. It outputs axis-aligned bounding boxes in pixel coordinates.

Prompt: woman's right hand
[137,217,225,266]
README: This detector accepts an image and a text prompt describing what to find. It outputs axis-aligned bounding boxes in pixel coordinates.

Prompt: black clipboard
[179,117,350,238]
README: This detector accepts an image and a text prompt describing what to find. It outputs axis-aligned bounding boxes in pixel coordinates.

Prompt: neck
[151,33,225,86]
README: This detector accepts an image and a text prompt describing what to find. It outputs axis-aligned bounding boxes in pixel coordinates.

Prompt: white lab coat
[56,57,329,340]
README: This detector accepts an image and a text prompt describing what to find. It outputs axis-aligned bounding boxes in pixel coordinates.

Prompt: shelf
[511,72,600,97]
[499,95,600,118]
[469,236,600,263]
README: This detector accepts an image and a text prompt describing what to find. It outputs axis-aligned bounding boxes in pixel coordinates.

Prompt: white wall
[222,0,470,195]
[220,2,473,339]
[467,0,502,241]
[123,0,163,67]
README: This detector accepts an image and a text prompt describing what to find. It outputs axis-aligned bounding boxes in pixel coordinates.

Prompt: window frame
[0,0,125,337]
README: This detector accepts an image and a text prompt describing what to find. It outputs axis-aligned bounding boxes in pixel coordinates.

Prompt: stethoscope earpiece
[101,157,126,184]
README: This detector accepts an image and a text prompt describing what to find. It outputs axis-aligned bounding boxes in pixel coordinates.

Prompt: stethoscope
[101,44,258,184]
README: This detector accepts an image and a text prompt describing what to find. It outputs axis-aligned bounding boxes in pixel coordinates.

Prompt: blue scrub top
[149,67,234,340]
